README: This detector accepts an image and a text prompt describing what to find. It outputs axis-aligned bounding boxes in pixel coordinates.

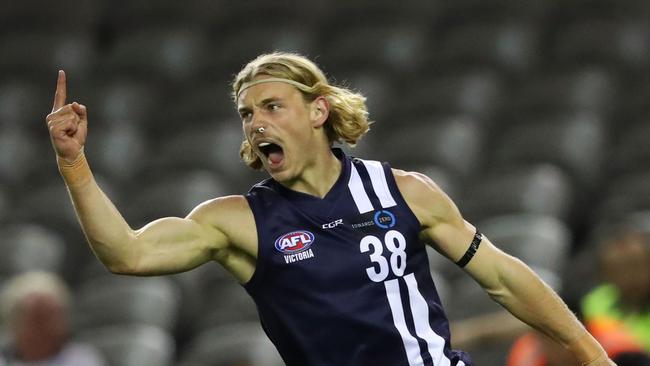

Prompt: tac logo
[274,231,315,253]
[374,210,396,229]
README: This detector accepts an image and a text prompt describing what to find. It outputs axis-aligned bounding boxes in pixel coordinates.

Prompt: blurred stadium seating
[0,0,648,364]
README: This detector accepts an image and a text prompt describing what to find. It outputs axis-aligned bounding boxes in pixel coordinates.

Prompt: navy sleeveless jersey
[244,149,472,366]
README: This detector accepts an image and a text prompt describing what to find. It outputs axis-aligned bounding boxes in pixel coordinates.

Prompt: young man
[45,53,615,366]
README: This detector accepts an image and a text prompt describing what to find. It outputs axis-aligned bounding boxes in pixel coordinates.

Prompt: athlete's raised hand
[45,70,88,163]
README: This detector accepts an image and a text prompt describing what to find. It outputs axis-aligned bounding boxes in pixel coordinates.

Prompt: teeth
[258,142,271,147]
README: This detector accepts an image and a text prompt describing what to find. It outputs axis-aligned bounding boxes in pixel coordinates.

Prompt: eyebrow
[238,97,283,115]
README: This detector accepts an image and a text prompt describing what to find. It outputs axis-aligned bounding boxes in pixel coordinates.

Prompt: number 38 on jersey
[360,230,407,282]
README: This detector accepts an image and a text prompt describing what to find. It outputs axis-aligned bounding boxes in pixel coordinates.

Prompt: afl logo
[274,231,315,253]
[374,210,396,229]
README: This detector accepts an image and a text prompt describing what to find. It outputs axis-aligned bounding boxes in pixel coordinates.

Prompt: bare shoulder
[392,169,440,198]
[392,169,475,261]
[392,168,459,229]
[187,195,251,226]
[187,195,257,255]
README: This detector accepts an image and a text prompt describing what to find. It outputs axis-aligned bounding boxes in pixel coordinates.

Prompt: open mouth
[258,142,285,166]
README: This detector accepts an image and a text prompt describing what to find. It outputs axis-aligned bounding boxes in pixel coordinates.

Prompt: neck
[282,148,342,198]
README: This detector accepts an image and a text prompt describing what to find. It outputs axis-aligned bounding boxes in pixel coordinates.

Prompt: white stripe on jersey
[360,160,397,209]
[404,273,452,366]
[348,163,374,213]
[384,279,425,366]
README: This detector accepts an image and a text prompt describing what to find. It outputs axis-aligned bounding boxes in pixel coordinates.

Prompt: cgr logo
[322,219,343,229]
[274,231,315,253]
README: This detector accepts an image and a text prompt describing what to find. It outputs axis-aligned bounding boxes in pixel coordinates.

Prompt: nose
[249,108,267,135]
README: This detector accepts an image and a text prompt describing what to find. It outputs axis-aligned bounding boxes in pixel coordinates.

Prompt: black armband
[455,230,483,268]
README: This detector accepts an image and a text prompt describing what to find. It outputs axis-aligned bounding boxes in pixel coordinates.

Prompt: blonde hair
[232,52,371,170]
[0,271,70,327]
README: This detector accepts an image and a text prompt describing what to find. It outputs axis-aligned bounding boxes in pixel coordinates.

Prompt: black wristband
[456,230,483,268]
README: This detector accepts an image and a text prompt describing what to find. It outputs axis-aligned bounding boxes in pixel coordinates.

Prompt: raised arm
[44,71,256,281]
[393,169,615,366]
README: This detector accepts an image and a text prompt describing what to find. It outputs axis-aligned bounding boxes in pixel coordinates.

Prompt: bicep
[420,192,544,299]
[398,169,475,262]
[421,206,515,293]
[397,170,507,289]
[123,197,239,276]
[421,197,519,293]
[130,214,228,276]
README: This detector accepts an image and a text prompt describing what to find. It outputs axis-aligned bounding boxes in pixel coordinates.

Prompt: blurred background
[1,0,649,365]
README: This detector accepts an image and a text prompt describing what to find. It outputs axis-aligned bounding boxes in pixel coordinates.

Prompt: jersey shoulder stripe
[348,157,397,214]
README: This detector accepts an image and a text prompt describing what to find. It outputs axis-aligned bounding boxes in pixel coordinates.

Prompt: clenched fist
[45,70,88,163]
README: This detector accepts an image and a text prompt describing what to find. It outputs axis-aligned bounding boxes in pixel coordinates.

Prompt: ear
[310,96,330,128]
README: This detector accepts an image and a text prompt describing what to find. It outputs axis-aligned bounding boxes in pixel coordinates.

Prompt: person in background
[0,272,106,366]
[507,317,649,366]
[507,223,650,366]
[582,226,650,352]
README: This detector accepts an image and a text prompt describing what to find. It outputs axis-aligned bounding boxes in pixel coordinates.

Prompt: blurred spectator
[507,318,649,366]
[581,228,650,352]
[0,272,105,366]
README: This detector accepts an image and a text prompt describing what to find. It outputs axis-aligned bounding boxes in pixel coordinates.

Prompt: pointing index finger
[52,70,67,112]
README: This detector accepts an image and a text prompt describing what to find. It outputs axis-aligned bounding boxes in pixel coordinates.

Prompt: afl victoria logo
[274,231,315,253]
